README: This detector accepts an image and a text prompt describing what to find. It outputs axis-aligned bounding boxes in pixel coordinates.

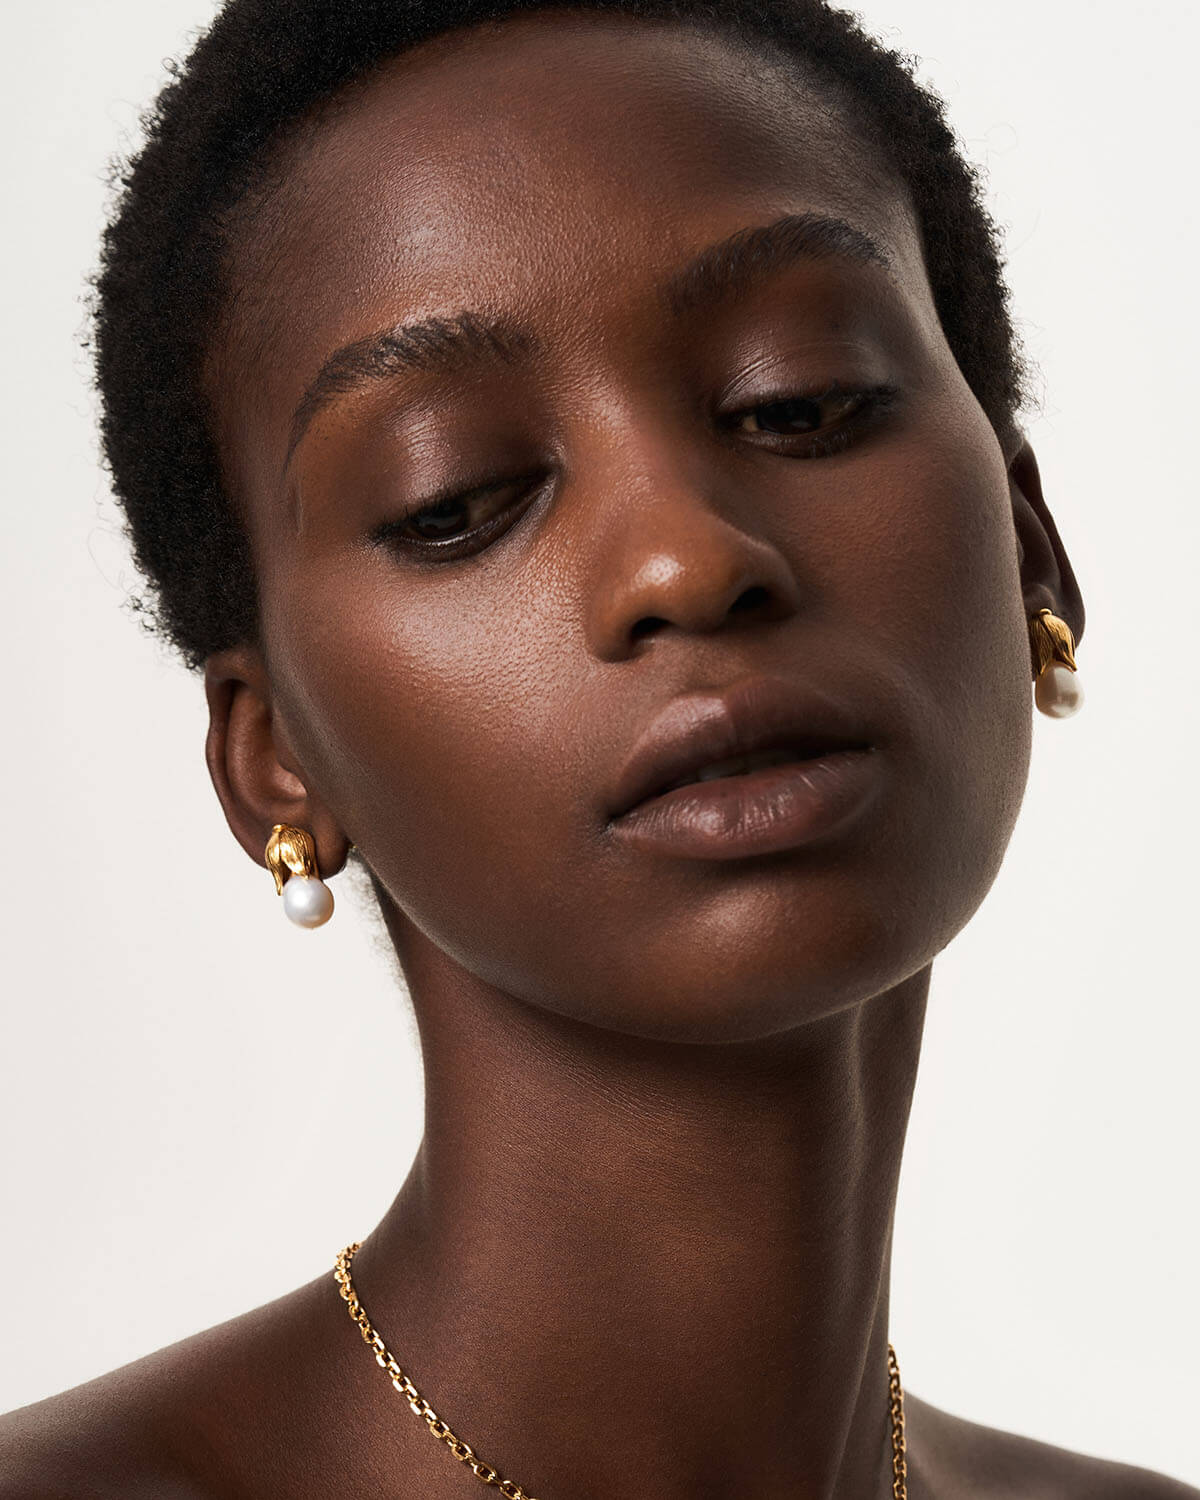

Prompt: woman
[2,0,1194,1494]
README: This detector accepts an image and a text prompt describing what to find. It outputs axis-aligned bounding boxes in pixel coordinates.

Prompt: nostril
[730,585,770,613]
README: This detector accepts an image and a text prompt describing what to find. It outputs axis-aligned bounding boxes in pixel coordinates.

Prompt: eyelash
[371,380,900,561]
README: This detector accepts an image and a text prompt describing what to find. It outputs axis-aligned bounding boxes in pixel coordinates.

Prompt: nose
[581,435,805,662]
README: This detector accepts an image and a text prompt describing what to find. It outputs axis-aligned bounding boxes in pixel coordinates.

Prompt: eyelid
[404,469,539,517]
[722,376,879,415]
[721,379,899,438]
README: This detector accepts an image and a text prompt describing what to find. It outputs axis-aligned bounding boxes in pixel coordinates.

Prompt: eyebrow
[283,211,894,468]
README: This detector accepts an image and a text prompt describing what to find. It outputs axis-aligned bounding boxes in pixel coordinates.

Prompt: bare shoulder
[0,1272,346,1500]
[0,1347,213,1500]
[907,1392,1200,1500]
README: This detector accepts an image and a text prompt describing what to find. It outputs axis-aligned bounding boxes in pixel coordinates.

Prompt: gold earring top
[1028,607,1078,678]
[265,823,319,896]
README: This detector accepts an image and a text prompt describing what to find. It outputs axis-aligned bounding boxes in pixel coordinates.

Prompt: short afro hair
[93,0,1034,669]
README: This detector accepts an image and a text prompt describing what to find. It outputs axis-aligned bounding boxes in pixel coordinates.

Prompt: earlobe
[1006,437,1086,648]
[202,644,350,879]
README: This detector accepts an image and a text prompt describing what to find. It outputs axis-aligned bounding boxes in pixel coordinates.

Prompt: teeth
[663,747,802,794]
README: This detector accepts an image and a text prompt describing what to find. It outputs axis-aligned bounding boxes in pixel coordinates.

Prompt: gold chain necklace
[335,1242,908,1499]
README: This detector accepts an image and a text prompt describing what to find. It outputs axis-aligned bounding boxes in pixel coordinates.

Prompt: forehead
[217,10,932,481]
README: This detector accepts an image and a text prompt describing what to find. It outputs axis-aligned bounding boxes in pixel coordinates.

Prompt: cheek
[845,408,1034,935]
[263,548,595,941]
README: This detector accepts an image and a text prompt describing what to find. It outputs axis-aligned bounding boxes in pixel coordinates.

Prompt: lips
[607,673,874,822]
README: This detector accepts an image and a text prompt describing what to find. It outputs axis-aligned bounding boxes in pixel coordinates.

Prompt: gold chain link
[887,1341,908,1499]
[335,1241,907,1500]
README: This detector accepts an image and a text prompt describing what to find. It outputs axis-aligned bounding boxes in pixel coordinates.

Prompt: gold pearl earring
[264,823,335,928]
[1028,607,1083,718]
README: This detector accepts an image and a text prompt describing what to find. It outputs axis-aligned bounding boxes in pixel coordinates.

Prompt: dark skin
[4,11,1197,1499]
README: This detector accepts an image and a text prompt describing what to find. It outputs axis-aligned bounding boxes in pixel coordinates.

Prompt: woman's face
[209,9,1054,1042]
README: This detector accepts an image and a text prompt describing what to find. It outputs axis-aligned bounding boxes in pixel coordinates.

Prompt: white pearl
[281,874,334,928]
[1035,662,1084,718]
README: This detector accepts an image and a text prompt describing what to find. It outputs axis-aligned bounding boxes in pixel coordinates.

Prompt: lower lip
[608,749,882,860]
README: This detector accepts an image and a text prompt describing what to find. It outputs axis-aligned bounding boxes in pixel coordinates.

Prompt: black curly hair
[93,0,1034,670]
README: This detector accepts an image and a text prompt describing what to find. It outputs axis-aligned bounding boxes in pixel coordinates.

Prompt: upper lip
[608,672,874,821]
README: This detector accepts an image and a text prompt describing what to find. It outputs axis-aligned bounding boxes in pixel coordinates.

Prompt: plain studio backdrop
[2,0,1198,1485]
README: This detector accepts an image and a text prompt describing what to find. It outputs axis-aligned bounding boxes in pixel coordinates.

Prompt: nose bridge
[570,400,803,659]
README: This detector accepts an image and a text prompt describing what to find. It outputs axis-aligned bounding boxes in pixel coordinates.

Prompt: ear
[203,644,351,880]
[1004,433,1086,647]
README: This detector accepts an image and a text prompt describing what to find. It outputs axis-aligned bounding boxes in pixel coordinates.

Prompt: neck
[350,924,928,1500]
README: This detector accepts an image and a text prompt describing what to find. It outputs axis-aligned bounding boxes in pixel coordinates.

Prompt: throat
[349,974,930,1500]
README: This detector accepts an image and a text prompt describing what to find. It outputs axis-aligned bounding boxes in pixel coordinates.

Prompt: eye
[727,380,898,456]
[370,471,546,558]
